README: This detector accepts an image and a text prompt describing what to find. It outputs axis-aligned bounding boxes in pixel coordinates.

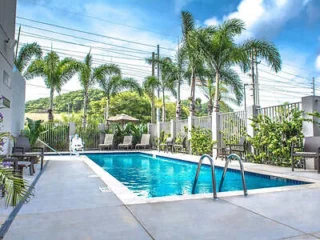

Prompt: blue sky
[17,0,320,108]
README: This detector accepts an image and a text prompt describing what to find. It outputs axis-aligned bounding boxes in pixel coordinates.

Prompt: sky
[16,0,320,111]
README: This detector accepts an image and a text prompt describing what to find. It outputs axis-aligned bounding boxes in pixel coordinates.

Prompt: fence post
[188,116,193,154]
[69,122,76,136]
[212,112,220,159]
[170,119,176,139]
[246,105,257,155]
[301,96,320,169]
[157,121,161,151]
[98,123,105,144]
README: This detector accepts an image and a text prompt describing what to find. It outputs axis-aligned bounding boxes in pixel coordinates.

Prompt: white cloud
[204,17,219,26]
[316,55,320,71]
[204,0,311,41]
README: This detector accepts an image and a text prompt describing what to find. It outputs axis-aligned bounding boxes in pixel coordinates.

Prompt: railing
[40,122,69,151]
[175,119,188,136]
[257,102,302,121]
[219,111,246,146]
[193,115,212,129]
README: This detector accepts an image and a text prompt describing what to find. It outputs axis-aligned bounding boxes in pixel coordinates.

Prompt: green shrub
[190,127,215,155]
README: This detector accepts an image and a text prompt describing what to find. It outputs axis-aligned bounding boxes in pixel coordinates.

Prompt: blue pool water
[86,153,309,198]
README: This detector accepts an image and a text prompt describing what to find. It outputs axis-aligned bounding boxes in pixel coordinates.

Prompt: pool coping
[82,151,320,205]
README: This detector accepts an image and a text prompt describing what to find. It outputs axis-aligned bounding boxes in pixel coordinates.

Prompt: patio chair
[160,137,174,153]
[173,136,187,153]
[12,136,44,173]
[118,136,133,150]
[135,134,150,149]
[228,137,246,160]
[291,137,320,173]
[99,134,114,150]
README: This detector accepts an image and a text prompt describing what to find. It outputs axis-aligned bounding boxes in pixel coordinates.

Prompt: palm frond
[15,42,42,74]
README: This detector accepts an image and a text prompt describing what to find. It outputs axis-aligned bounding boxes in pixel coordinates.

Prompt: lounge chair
[135,134,150,149]
[291,137,320,172]
[118,136,133,150]
[173,136,187,153]
[99,134,114,150]
[12,136,44,173]
[160,137,174,153]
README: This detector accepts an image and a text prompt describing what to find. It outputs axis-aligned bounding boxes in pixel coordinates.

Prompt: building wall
[0,0,24,155]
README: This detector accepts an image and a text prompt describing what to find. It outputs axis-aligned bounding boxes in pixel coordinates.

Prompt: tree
[14,42,42,75]
[180,11,207,116]
[143,76,161,123]
[25,51,79,121]
[77,52,121,127]
[97,75,143,121]
[198,18,281,112]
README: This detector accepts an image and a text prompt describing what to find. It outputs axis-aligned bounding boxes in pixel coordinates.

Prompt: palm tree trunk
[48,87,54,121]
[213,71,220,112]
[151,93,156,123]
[82,88,88,128]
[162,88,166,121]
[208,97,213,115]
[189,69,195,116]
[176,79,181,120]
[105,97,110,122]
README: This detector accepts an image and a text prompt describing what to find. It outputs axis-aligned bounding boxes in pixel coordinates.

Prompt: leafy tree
[197,18,281,112]
[76,52,121,128]
[15,42,42,75]
[143,76,161,123]
[25,51,79,121]
[97,76,142,121]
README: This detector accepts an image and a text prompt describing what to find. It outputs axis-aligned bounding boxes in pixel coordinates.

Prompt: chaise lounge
[135,134,150,149]
[118,136,133,150]
[99,134,114,150]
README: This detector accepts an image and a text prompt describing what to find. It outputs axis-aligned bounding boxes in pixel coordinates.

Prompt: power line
[17,16,177,51]
[259,63,309,80]
[20,0,178,38]
[17,23,152,55]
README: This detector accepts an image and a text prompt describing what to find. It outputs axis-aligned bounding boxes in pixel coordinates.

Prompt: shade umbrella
[107,114,139,127]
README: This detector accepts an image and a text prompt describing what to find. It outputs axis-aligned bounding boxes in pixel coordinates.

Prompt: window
[3,71,11,88]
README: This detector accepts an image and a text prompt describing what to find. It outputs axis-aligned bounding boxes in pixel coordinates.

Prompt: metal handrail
[192,154,217,199]
[37,138,62,156]
[219,154,248,196]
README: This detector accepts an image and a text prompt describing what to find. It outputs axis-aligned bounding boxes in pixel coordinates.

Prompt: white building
[0,0,25,153]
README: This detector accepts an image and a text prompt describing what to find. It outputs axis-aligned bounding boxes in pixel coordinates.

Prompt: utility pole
[251,50,256,106]
[244,84,249,112]
[176,38,181,120]
[313,77,315,96]
[152,52,155,76]
[156,45,161,123]
[254,52,260,106]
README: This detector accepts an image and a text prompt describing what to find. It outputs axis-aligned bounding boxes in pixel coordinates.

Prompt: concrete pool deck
[3,153,320,239]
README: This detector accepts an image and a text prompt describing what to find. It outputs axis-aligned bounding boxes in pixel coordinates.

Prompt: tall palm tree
[77,52,121,127]
[180,11,208,116]
[198,18,281,112]
[143,76,161,123]
[14,42,42,75]
[25,51,79,121]
[97,75,143,121]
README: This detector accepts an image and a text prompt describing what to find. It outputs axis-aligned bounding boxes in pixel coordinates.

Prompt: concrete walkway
[4,158,320,240]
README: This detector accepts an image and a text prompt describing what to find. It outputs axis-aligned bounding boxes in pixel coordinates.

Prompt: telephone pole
[156,45,160,123]
[251,50,256,106]
[152,52,155,76]
[313,77,315,96]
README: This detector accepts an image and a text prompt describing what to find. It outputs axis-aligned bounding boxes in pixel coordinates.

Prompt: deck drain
[88,174,99,178]
[99,186,111,193]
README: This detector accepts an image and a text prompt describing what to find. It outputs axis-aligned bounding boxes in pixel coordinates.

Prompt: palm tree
[97,75,143,121]
[180,11,208,116]
[25,51,79,121]
[77,52,121,128]
[14,42,42,75]
[143,76,161,123]
[198,18,281,112]
[201,73,242,115]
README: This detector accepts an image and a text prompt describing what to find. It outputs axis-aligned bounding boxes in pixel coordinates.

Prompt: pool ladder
[192,154,248,199]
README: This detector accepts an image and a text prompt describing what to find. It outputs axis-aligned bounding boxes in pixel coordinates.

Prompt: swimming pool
[86,153,309,198]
